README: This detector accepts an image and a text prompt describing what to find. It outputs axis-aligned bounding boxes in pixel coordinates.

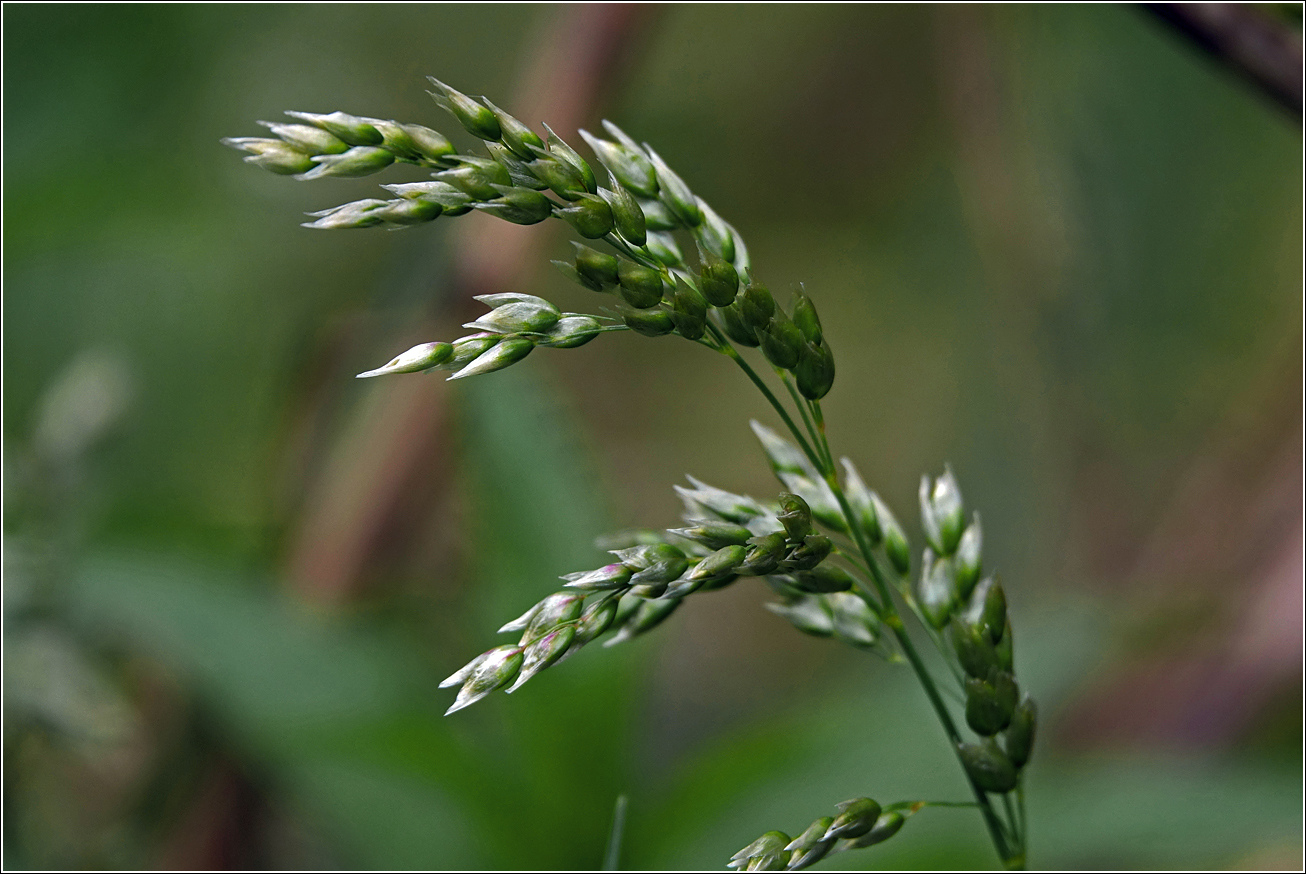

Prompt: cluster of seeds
[730,797,909,871]
[222,77,835,398]
[915,470,1036,795]
[355,293,604,381]
[751,420,912,574]
[440,461,878,714]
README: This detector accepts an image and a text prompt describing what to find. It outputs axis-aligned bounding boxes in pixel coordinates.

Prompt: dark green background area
[4,4,1301,870]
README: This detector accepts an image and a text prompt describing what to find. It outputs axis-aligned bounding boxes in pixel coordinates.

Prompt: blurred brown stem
[1144,3,1303,119]
[284,4,656,604]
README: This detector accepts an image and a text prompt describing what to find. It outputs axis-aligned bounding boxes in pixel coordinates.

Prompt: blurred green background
[4,4,1302,870]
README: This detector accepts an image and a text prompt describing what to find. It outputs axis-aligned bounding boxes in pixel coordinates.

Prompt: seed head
[918,549,957,629]
[784,817,835,870]
[668,520,753,550]
[793,563,854,594]
[686,544,747,582]
[302,198,416,229]
[385,198,445,226]
[401,123,457,163]
[435,156,512,200]
[776,493,813,540]
[1004,695,1037,768]
[669,278,708,341]
[572,597,620,647]
[728,831,792,871]
[742,532,787,575]
[950,616,999,679]
[958,739,1018,794]
[570,242,619,289]
[464,294,560,334]
[426,77,501,140]
[995,617,1014,673]
[955,515,983,599]
[448,336,534,380]
[485,141,549,189]
[871,492,910,575]
[221,137,317,175]
[965,673,1014,736]
[794,340,835,400]
[675,475,767,524]
[383,181,473,212]
[765,595,835,638]
[838,458,880,543]
[604,597,682,647]
[620,543,689,586]
[257,120,348,155]
[751,422,813,477]
[540,315,603,349]
[739,283,776,332]
[699,254,740,307]
[791,290,823,345]
[562,563,632,591]
[822,798,881,842]
[284,110,384,146]
[447,333,500,370]
[506,626,576,693]
[443,644,523,714]
[527,147,589,201]
[542,123,597,194]
[522,591,584,641]
[836,811,905,851]
[696,198,736,263]
[581,125,659,197]
[784,534,832,571]
[482,97,544,159]
[617,260,665,308]
[644,143,701,227]
[474,185,553,225]
[618,303,675,337]
[600,172,648,246]
[759,308,804,371]
[644,230,683,268]
[978,578,1007,644]
[556,193,615,238]
[356,117,425,160]
[920,467,966,555]
[636,196,678,231]
[827,591,880,648]
[356,341,454,378]
[775,471,845,533]
[719,300,760,347]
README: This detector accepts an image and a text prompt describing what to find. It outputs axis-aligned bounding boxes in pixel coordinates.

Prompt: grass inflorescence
[224,77,1036,870]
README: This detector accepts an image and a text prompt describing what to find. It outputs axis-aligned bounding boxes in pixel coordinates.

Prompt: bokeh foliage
[4,4,1301,870]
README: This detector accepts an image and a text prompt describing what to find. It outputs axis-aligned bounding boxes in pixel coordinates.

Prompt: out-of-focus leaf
[69,553,487,868]
[628,601,1301,870]
[453,365,642,868]
[72,555,419,746]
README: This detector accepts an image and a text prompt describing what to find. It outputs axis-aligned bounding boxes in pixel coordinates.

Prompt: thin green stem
[924,624,968,691]
[883,800,981,813]
[810,400,1019,869]
[603,794,628,870]
[706,323,824,474]
[601,232,661,270]
[831,547,873,581]
[708,326,1018,867]
[1017,781,1027,857]
[1002,792,1020,851]
[778,371,826,469]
